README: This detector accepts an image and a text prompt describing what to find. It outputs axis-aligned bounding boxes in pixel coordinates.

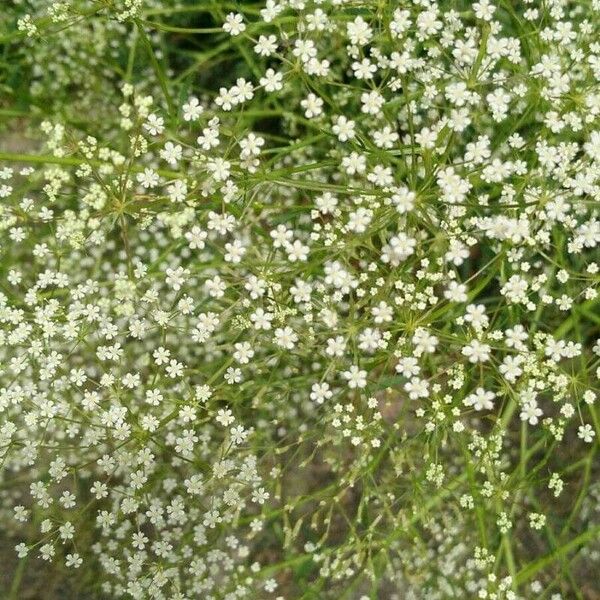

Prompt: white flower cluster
[1,0,599,599]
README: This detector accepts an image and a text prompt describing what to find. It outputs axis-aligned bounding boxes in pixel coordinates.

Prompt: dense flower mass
[0,0,599,598]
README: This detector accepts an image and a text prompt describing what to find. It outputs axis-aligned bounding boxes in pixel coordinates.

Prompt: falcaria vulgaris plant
[0,0,599,598]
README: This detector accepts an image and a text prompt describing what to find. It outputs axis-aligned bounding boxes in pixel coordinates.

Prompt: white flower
[260,68,283,92]
[144,113,164,135]
[270,224,293,248]
[342,365,367,389]
[578,424,595,443]
[136,168,159,188]
[185,226,207,250]
[310,382,332,404]
[216,409,235,426]
[445,281,468,303]
[325,336,346,357]
[250,308,274,331]
[274,327,298,350]
[159,141,182,166]
[520,399,543,425]
[404,377,430,400]
[234,342,255,364]
[412,328,438,355]
[464,388,495,411]
[223,12,245,36]
[347,16,372,46]
[285,239,309,262]
[224,239,246,263]
[396,356,420,378]
[182,96,203,121]
[254,34,277,57]
[332,116,356,142]
[462,340,491,363]
[165,266,188,291]
[381,233,416,266]
[352,58,377,79]
[499,355,523,383]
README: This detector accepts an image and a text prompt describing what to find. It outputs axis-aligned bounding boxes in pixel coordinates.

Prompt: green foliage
[0,1,599,599]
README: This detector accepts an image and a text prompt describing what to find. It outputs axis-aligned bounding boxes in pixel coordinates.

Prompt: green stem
[0,151,179,179]
[8,557,27,600]
[516,526,600,584]
[135,20,175,116]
